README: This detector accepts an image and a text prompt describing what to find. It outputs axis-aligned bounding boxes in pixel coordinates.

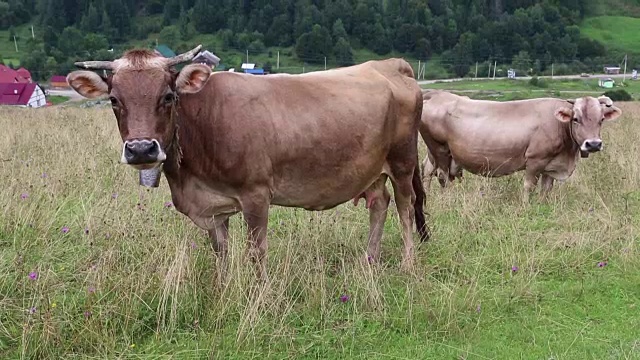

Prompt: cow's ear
[175,64,212,94]
[554,107,573,123]
[603,105,622,122]
[67,71,108,99]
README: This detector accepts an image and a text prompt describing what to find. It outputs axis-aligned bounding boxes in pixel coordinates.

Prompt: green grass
[46,95,70,105]
[580,16,640,53]
[1,100,640,358]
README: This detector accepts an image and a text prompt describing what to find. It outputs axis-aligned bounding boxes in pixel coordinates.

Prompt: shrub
[603,89,633,102]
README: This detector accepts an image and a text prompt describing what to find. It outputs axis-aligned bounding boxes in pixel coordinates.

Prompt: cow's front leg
[540,174,554,200]
[240,190,271,281]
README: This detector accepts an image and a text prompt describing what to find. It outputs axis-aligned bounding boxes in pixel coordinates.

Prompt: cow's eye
[163,93,175,105]
[572,117,579,123]
[109,96,119,107]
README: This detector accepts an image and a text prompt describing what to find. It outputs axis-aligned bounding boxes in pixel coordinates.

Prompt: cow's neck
[162,101,186,185]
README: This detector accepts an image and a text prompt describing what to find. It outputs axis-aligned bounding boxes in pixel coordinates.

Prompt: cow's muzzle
[581,139,603,153]
[121,139,167,167]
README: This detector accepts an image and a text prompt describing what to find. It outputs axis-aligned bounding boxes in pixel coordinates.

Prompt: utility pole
[13,35,18,52]
[418,60,421,79]
[277,51,280,69]
[623,54,628,82]
[493,61,497,79]
[324,56,327,70]
[31,25,34,39]
[551,63,554,79]
[475,62,478,79]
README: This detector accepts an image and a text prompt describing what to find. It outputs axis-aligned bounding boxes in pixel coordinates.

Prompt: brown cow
[420,90,622,201]
[66,45,428,278]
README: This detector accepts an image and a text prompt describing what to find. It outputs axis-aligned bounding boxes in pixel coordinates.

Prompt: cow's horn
[566,99,576,105]
[74,60,114,70]
[166,45,203,67]
[598,95,613,107]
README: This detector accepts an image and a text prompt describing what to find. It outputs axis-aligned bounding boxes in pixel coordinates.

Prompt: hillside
[1,0,640,81]
[580,16,640,56]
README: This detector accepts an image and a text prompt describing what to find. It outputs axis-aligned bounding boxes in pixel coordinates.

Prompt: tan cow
[66,45,428,279]
[420,90,622,201]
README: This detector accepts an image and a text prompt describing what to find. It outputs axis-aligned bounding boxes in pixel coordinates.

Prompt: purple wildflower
[88,286,96,294]
[164,201,173,208]
[42,173,47,178]
[190,242,197,249]
[480,191,485,196]
[84,311,92,319]
[61,226,70,234]
[511,266,519,273]
[476,304,481,313]
[20,193,28,200]
[28,272,38,280]
[597,261,607,268]
[367,255,373,264]
[339,294,349,303]
[111,193,118,199]
[29,307,36,314]
[588,207,594,212]
[84,227,89,235]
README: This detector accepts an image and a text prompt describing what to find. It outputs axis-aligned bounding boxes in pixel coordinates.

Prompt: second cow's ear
[175,64,212,94]
[554,107,573,123]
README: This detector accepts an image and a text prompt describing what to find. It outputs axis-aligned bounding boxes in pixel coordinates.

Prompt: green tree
[295,24,333,64]
[334,37,353,66]
[158,25,181,49]
[512,50,532,73]
[332,19,347,40]
[58,26,83,57]
[80,3,100,33]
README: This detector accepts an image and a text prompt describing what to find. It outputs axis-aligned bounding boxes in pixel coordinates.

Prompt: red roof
[17,68,31,79]
[0,64,31,83]
[0,83,37,106]
[50,75,68,83]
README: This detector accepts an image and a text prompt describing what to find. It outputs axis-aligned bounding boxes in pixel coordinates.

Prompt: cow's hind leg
[364,175,391,265]
[540,174,555,200]
[523,170,540,204]
[387,161,419,272]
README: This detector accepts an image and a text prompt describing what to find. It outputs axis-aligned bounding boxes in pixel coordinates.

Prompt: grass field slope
[581,16,640,53]
[1,102,640,358]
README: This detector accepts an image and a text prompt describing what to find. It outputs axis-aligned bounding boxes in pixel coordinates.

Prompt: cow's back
[176,60,422,209]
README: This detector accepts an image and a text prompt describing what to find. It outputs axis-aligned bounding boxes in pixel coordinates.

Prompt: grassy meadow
[1,102,640,359]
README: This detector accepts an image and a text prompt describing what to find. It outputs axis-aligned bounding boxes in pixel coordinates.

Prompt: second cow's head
[67,45,211,169]
[555,96,622,155]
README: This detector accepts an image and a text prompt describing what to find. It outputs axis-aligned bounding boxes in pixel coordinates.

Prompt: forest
[0,0,626,80]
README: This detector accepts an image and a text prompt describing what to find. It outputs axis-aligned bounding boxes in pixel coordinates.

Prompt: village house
[0,83,47,108]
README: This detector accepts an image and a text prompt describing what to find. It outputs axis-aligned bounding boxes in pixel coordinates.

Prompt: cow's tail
[413,158,429,242]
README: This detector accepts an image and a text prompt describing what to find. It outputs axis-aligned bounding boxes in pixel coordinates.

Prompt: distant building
[241,63,267,75]
[599,78,615,88]
[603,66,621,75]
[192,50,220,68]
[0,83,47,108]
[0,64,32,83]
[154,44,176,58]
[50,75,70,89]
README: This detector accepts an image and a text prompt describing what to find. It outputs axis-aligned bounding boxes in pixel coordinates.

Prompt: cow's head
[554,96,622,156]
[66,45,211,170]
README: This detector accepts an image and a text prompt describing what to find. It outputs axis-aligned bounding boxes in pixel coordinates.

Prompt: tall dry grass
[1,103,639,358]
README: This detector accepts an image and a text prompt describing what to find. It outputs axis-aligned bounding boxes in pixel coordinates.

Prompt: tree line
[0,0,624,80]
